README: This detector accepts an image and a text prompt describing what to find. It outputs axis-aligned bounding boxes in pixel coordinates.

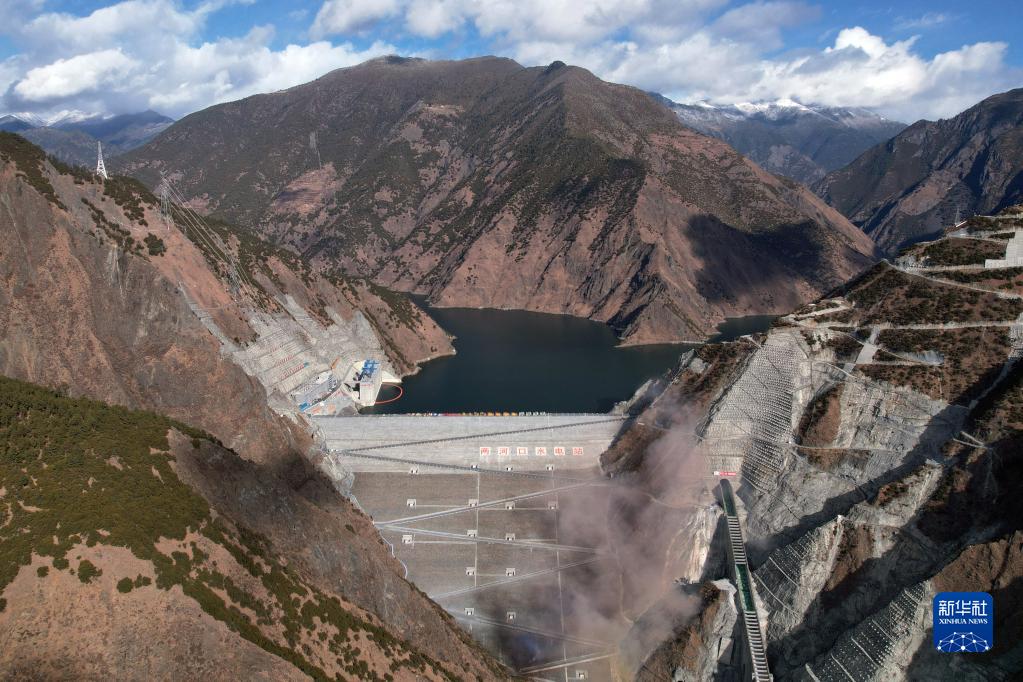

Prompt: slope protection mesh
[703,334,802,491]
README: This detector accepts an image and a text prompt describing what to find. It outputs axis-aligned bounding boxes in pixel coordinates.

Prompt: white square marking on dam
[315,414,624,473]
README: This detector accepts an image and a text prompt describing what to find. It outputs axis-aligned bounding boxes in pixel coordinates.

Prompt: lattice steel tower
[158,176,173,232]
[95,141,108,179]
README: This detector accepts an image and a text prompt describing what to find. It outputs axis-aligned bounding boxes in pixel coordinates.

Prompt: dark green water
[364,307,774,414]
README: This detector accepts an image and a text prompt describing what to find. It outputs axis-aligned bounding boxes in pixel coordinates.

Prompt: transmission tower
[95,141,108,179]
[158,176,173,233]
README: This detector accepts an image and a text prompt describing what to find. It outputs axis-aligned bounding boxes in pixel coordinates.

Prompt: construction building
[339,358,400,407]
[290,370,341,411]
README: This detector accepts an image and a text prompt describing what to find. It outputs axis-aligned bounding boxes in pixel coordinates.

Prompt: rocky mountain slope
[119,56,877,344]
[4,110,174,167]
[600,210,1023,679]
[0,374,504,680]
[0,133,449,450]
[0,131,498,678]
[815,88,1023,254]
[654,96,905,185]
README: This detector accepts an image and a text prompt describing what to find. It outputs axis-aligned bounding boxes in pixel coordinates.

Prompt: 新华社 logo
[933,592,993,653]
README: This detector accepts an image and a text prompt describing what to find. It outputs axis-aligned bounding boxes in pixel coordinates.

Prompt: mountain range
[119,56,876,344]
[0,110,173,166]
[655,95,906,185]
[814,87,1023,253]
[1,51,1022,681]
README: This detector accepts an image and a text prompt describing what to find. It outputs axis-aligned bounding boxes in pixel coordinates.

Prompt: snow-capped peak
[44,110,106,127]
[3,112,47,127]
[664,96,898,127]
[731,99,819,118]
[1,109,107,128]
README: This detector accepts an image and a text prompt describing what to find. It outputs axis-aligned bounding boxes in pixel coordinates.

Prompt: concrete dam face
[316,414,632,679]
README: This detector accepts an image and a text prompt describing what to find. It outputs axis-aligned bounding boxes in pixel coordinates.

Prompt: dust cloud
[554,410,722,676]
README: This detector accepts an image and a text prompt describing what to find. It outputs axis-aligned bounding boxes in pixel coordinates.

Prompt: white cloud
[313,0,724,46]
[712,1,817,51]
[16,0,206,61]
[0,0,1017,123]
[147,35,395,113]
[471,0,652,44]
[13,49,137,101]
[405,0,468,38]
[0,56,24,98]
[2,0,394,118]
[725,29,1015,121]
[420,0,1015,122]
[311,0,402,38]
[303,0,1015,121]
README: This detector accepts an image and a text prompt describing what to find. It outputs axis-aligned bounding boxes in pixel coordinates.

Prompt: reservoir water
[364,306,775,414]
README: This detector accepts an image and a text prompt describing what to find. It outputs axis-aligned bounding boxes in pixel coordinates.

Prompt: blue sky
[1,0,1019,123]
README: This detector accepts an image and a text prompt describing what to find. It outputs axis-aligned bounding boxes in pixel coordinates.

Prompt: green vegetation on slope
[0,374,209,592]
[144,233,166,257]
[910,238,1005,266]
[102,175,156,225]
[206,214,313,286]
[81,196,143,255]
[0,132,65,209]
[846,263,1023,325]
[0,375,456,681]
[831,234,1022,404]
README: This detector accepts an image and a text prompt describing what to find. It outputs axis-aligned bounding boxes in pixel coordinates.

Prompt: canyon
[1,61,1022,681]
